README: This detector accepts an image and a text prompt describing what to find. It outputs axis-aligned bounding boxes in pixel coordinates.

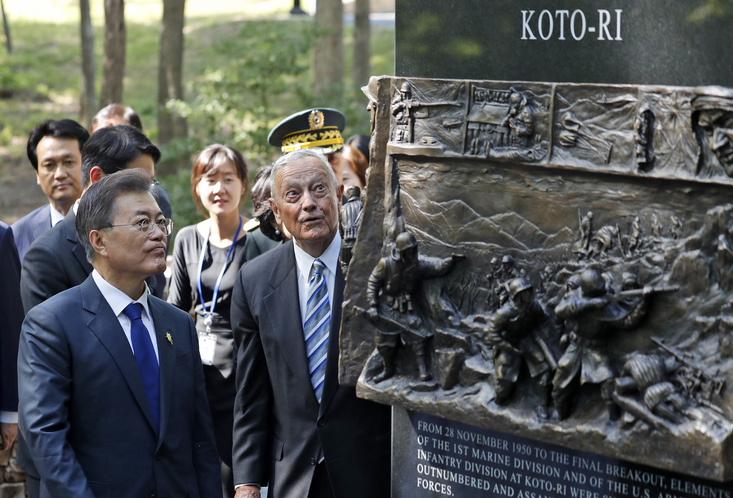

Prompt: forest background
[0,0,395,232]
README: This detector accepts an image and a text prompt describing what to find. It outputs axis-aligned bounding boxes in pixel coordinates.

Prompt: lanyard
[196,217,243,333]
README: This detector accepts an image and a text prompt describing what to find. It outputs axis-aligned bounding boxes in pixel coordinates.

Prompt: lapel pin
[166,332,173,345]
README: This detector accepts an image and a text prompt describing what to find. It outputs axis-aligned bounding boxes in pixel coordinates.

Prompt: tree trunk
[313,0,343,99]
[79,0,96,127]
[1,0,12,53]
[100,0,125,105]
[352,0,370,90]
[157,0,187,146]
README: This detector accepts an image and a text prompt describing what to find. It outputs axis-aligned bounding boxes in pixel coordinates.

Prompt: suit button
[310,457,316,466]
[317,420,325,427]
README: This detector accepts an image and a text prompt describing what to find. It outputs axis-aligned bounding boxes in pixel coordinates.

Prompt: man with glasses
[17,169,222,498]
[20,125,162,314]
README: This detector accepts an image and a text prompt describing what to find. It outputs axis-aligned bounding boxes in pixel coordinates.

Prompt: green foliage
[164,19,317,166]
[157,168,204,245]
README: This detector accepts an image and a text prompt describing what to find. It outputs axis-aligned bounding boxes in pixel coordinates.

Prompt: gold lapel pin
[166,332,173,345]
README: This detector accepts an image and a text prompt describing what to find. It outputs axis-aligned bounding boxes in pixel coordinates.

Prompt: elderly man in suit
[17,169,221,497]
[20,125,161,314]
[231,148,391,498]
[0,223,23,452]
[12,119,89,261]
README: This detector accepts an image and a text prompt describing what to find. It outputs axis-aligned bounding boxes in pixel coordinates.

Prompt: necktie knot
[311,259,325,280]
[123,302,143,321]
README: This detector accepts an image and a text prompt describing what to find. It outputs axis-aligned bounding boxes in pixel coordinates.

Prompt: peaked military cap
[268,108,346,154]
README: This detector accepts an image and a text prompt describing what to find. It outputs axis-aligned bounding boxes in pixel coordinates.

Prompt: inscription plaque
[394,408,733,498]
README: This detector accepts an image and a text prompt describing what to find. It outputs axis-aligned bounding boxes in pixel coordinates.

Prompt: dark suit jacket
[20,209,92,314]
[17,276,222,498]
[20,210,159,314]
[231,240,391,498]
[11,205,51,263]
[0,223,22,413]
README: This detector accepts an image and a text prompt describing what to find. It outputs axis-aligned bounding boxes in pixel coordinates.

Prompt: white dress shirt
[293,231,341,325]
[92,270,160,361]
[49,204,65,227]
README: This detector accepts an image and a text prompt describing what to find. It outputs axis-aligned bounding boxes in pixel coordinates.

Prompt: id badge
[198,332,217,366]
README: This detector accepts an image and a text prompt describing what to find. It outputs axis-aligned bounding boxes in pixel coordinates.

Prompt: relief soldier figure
[552,268,654,420]
[634,105,656,171]
[487,278,557,418]
[339,185,364,273]
[500,89,535,148]
[391,81,414,143]
[367,232,464,382]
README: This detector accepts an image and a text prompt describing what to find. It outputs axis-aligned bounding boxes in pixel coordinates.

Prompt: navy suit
[20,210,91,314]
[11,205,51,263]
[20,210,159,314]
[17,276,222,497]
[231,240,391,498]
[0,223,22,414]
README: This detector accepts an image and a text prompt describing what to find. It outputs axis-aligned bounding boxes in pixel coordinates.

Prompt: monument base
[392,407,733,498]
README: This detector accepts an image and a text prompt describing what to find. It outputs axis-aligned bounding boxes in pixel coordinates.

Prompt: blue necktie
[123,303,160,430]
[304,259,330,403]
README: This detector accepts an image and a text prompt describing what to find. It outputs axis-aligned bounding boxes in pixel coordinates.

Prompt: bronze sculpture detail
[337,76,733,481]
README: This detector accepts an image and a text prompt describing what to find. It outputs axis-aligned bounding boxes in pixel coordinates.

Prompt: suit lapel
[263,242,317,404]
[30,206,51,241]
[81,277,158,432]
[149,297,175,445]
[63,211,93,275]
[319,264,344,416]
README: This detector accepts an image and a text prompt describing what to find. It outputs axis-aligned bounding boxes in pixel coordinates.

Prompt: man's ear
[270,197,282,225]
[89,230,108,260]
[89,166,105,185]
[337,183,345,208]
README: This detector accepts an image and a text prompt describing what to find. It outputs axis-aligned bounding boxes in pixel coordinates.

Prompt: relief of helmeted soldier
[487,278,557,418]
[552,268,652,420]
[391,81,413,143]
[339,185,364,273]
[367,232,463,382]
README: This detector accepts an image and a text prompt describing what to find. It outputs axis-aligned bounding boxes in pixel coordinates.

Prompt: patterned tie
[304,259,330,403]
[123,303,160,430]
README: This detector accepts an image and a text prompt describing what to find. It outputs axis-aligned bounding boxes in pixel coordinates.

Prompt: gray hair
[269,148,338,200]
[76,169,158,262]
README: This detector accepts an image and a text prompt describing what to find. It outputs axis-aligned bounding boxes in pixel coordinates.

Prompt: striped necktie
[123,302,160,430]
[304,259,330,403]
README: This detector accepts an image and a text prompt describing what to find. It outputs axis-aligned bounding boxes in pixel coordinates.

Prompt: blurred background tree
[0,0,395,230]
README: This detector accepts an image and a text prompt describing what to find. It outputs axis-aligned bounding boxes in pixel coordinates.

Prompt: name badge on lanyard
[198,331,217,366]
[196,217,243,366]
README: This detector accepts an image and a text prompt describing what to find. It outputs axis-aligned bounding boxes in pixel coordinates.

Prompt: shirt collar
[49,204,65,226]
[293,231,341,281]
[92,269,152,319]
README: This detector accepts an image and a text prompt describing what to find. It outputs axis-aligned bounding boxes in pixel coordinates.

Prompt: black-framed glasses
[100,218,173,237]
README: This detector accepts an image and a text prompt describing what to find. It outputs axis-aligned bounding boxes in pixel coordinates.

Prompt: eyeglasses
[100,218,174,237]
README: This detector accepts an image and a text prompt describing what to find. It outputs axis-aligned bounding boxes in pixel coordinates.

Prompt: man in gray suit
[17,169,221,497]
[20,125,160,314]
[231,149,390,498]
[12,119,89,261]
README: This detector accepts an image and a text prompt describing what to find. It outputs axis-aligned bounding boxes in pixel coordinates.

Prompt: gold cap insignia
[308,110,325,130]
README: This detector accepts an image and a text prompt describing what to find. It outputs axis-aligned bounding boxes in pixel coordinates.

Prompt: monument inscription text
[396,410,733,498]
[520,9,623,42]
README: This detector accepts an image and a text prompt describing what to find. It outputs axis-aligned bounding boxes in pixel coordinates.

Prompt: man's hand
[235,485,261,498]
[0,423,17,451]
[368,306,379,322]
